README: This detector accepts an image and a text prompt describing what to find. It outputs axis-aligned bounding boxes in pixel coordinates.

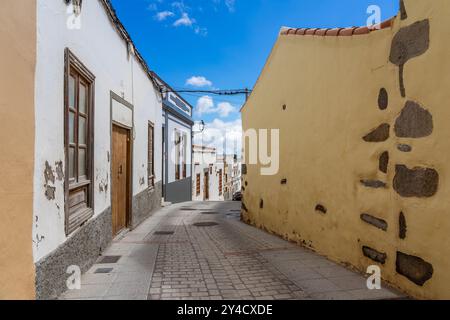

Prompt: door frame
[110,92,134,233]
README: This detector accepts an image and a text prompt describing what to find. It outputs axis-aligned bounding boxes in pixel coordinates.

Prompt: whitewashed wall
[33,0,162,262]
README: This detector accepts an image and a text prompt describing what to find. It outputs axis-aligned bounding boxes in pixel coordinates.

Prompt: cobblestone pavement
[60,201,405,300]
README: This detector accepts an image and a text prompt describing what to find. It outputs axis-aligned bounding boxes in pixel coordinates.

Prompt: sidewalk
[60,201,405,300]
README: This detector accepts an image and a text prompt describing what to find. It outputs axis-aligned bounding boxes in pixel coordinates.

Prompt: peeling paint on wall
[55,161,64,181]
[43,161,58,201]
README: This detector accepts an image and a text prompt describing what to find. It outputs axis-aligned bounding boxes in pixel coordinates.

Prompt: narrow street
[60,202,404,300]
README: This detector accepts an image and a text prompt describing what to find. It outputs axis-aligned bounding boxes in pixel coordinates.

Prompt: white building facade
[33,0,163,299]
[153,75,194,204]
[192,145,225,202]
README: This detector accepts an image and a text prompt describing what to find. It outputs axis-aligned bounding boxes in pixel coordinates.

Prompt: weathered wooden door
[204,172,209,200]
[112,125,130,236]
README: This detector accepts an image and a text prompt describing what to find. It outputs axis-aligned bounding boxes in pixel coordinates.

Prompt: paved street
[60,201,405,300]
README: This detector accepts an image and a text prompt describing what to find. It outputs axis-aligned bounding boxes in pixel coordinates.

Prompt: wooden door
[204,172,209,200]
[112,125,130,236]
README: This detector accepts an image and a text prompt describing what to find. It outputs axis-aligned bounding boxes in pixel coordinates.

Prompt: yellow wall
[0,0,36,299]
[242,0,450,299]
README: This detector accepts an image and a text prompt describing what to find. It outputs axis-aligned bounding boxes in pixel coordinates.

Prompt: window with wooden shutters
[148,122,155,188]
[175,130,181,180]
[196,174,201,196]
[182,132,187,179]
[64,49,95,235]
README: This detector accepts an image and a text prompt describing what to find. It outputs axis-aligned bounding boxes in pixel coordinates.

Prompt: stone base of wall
[35,207,112,300]
[131,181,162,228]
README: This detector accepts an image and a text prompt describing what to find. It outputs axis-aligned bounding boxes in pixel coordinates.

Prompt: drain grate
[154,231,175,235]
[94,268,114,274]
[97,256,121,264]
[193,222,219,227]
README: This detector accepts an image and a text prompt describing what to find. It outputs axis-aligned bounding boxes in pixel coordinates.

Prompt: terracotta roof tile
[353,26,370,35]
[339,27,357,36]
[325,28,342,36]
[315,28,328,36]
[305,28,319,35]
[280,17,394,38]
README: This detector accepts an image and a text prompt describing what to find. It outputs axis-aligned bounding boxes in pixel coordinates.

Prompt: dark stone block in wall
[394,165,439,198]
[361,180,387,189]
[315,204,327,214]
[390,20,429,97]
[399,212,407,239]
[241,164,247,175]
[362,246,387,264]
[400,0,408,20]
[378,88,389,110]
[390,20,430,66]
[363,123,390,142]
[398,144,412,153]
[396,252,433,286]
[394,101,433,138]
[379,151,389,174]
[360,214,388,231]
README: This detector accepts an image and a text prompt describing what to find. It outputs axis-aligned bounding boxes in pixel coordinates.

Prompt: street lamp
[193,120,205,134]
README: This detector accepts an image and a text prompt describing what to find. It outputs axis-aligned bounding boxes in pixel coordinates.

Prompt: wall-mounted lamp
[193,120,205,135]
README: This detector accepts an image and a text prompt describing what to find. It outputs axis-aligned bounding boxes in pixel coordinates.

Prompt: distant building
[218,154,242,201]
[192,145,224,201]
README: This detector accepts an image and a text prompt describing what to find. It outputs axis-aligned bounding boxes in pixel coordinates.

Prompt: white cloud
[194,26,208,36]
[173,12,195,26]
[155,11,175,21]
[216,102,236,117]
[225,0,236,12]
[186,76,212,87]
[195,96,237,118]
[194,118,242,155]
[196,96,215,115]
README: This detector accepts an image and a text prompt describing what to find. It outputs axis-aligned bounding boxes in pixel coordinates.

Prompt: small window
[64,49,95,235]
[148,122,155,188]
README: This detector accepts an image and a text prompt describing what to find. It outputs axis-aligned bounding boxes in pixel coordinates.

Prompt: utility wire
[161,88,252,100]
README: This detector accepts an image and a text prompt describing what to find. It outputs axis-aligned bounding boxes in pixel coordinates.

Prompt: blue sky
[110,0,399,152]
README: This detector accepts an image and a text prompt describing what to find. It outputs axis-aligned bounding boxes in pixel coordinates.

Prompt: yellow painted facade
[0,0,36,299]
[241,0,450,299]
